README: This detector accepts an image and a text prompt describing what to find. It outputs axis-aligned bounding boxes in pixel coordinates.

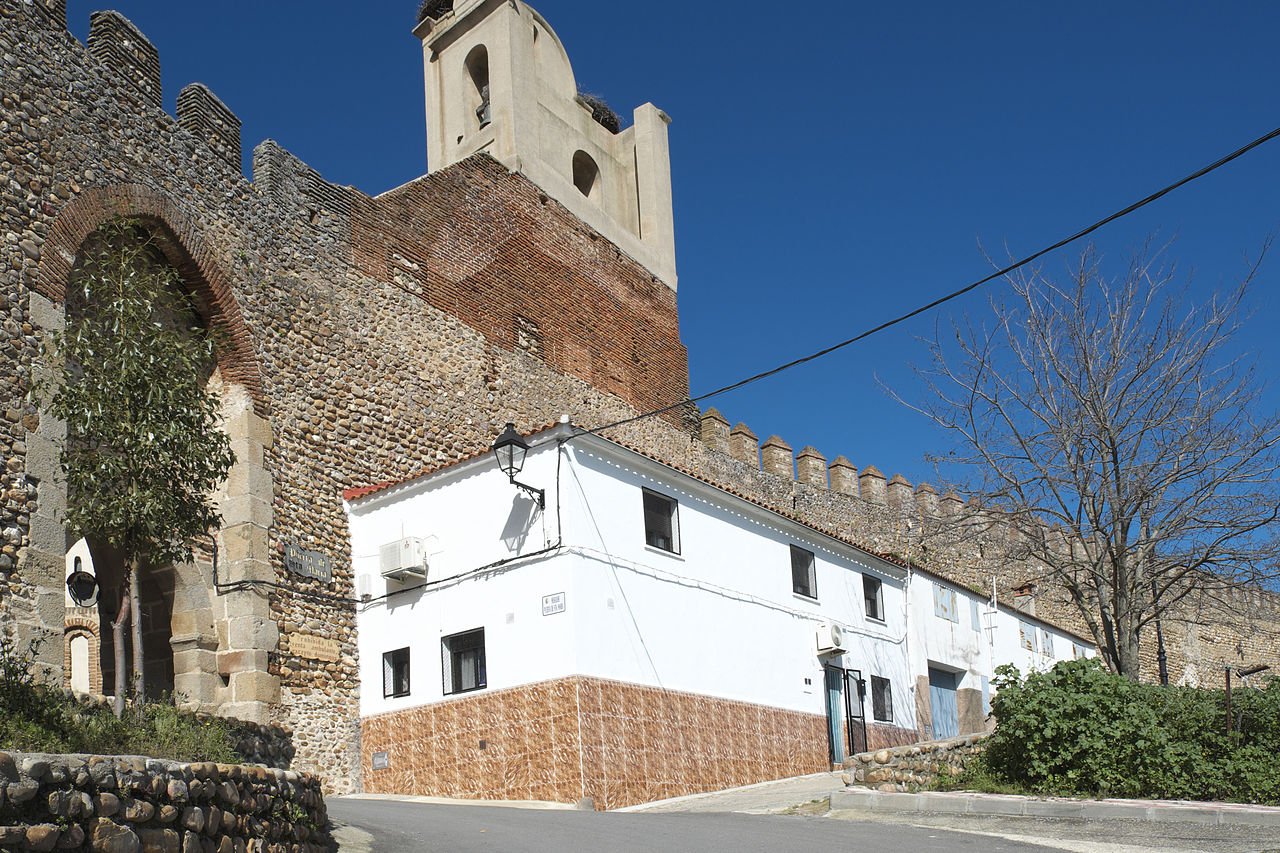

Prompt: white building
[346,422,1089,809]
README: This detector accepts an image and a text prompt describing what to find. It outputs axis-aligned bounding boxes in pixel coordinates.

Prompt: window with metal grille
[871,676,893,722]
[382,647,410,699]
[442,628,486,695]
[642,489,680,553]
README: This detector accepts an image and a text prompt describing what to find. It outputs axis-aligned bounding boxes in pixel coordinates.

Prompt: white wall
[351,434,915,725]
[910,573,1092,702]
[350,432,1093,728]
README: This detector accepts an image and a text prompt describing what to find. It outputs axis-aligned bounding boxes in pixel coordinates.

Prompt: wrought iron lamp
[491,423,545,509]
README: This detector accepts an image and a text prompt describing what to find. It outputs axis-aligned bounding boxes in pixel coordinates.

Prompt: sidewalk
[830,788,1280,827]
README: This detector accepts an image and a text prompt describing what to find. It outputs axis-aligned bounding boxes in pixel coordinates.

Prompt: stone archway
[27,188,279,723]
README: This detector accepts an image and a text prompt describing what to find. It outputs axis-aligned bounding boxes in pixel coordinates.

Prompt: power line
[588,124,1280,436]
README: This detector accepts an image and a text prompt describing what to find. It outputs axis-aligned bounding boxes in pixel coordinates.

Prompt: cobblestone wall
[842,733,989,792]
[0,750,329,852]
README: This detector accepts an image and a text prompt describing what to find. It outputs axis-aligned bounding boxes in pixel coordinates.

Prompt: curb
[615,772,842,813]
[829,788,1280,827]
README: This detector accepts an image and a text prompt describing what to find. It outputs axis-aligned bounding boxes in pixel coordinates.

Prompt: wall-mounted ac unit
[380,537,428,582]
[816,622,847,654]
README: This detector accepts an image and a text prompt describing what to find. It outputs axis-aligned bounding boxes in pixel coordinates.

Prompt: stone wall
[0,2,691,793]
[842,733,989,793]
[0,750,329,852]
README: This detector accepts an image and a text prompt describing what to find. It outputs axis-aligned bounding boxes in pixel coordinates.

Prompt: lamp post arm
[511,477,545,509]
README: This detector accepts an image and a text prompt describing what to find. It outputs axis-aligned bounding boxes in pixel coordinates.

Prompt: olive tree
[41,220,234,713]
[907,244,1280,679]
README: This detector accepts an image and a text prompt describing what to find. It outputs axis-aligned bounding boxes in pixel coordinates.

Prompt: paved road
[328,797,1058,853]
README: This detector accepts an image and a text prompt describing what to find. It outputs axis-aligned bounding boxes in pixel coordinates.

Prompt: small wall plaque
[284,540,333,584]
[289,633,340,662]
[542,592,566,616]
[372,751,389,770]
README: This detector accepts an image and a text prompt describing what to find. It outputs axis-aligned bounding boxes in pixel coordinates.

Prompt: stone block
[217,649,268,675]
[219,495,272,530]
[224,616,279,652]
[224,463,272,502]
[229,670,280,705]
[219,523,269,565]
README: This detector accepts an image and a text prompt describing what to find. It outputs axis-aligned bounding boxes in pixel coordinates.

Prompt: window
[1040,629,1055,657]
[790,546,817,599]
[1018,620,1038,653]
[572,150,600,198]
[933,584,958,622]
[1073,642,1089,660]
[465,45,491,130]
[970,598,982,632]
[642,489,680,553]
[382,647,410,699]
[981,675,991,716]
[442,629,486,695]
[863,575,883,621]
[870,676,893,722]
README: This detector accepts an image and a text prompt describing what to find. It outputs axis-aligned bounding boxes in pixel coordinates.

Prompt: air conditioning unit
[816,622,847,654]
[380,537,428,582]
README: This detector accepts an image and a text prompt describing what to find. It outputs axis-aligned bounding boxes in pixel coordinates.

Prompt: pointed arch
[35,184,267,415]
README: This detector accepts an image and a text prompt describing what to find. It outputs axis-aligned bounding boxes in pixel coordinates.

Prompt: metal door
[928,667,960,739]
[825,666,870,763]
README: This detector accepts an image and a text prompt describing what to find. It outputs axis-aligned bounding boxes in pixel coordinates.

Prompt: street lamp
[66,566,99,607]
[491,423,545,509]
[1225,663,1271,734]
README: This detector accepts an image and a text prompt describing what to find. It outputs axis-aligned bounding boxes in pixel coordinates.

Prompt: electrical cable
[586,124,1280,436]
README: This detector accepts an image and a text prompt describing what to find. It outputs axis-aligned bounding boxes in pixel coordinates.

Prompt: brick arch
[63,618,102,695]
[35,184,267,415]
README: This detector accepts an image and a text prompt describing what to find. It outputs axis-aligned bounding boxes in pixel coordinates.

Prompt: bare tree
[907,244,1280,679]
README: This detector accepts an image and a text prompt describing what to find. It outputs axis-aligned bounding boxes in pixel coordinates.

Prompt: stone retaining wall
[843,733,988,792]
[0,751,329,852]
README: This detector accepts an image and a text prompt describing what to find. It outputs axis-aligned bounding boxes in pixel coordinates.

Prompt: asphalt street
[327,797,1058,853]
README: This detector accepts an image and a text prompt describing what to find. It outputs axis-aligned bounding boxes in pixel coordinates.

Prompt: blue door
[928,667,960,739]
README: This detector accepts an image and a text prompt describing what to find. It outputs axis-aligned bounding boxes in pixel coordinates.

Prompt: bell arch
[30,187,279,722]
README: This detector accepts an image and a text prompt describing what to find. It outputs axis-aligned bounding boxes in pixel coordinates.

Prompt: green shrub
[0,636,238,763]
[982,658,1280,804]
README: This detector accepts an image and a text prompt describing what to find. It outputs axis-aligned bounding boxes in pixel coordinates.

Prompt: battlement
[87,10,161,109]
[699,406,965,515]
[252,141,361,231]
[177,84,241,170]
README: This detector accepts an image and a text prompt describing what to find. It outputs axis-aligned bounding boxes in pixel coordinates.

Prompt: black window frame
[642,488,680,554]
[442,628,487,696]
[382,647,410,699]
[790,545,817,600]
[870,675,893,723]
[863,575,883,621]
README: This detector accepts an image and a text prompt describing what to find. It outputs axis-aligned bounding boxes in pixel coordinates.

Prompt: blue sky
[65,1,1280,490]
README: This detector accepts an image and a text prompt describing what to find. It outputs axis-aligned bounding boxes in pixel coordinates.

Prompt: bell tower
[415,0,678,289]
